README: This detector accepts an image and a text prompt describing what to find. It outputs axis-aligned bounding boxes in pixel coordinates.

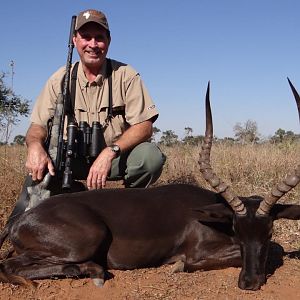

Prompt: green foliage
[184,127,193,136]
[0,72,30,142]
[159,130,179,146]
[270,128,299,144]
[13,134,26,145]
[216,137,235,144]
[149,126,161,142]
[182,135,204,145]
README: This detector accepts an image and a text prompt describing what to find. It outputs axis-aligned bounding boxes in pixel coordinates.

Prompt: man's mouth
[86,50,100,57]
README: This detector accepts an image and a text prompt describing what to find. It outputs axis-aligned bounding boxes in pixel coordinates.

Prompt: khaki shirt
[31,59,158,145]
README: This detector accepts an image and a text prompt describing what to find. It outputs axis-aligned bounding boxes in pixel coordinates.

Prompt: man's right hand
[25,123,55,181]
[25,142,55,181]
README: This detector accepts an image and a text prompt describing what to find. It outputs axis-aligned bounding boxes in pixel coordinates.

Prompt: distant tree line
[4,118,300,148]
[151,119,300,147]
[1,69,299,147]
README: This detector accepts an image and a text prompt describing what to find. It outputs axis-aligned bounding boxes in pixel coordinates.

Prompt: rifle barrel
[55,15,77,171]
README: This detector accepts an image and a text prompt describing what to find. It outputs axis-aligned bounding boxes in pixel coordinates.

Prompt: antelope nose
[238,275,265,291]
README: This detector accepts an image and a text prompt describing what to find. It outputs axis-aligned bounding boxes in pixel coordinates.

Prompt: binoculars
[65,121,106,158]
[62,121,106,189]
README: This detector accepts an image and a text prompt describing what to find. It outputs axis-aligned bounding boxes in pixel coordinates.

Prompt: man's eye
[81,36,91,41]
[95,35,105,42]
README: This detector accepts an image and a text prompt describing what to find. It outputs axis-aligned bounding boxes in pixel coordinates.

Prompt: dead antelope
[0,80,300,291]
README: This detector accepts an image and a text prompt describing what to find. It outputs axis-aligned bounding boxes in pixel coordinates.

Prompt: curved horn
[256,78,300,215]
[199,82,247,215]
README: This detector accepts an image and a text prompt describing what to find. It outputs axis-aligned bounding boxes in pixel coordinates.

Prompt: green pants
[108,142,166,188]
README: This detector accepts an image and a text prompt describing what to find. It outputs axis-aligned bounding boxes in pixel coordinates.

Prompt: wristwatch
[109,144,121,157]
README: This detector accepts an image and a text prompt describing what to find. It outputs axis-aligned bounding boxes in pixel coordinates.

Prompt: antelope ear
[192,203,234,223]
[271,204,300,220]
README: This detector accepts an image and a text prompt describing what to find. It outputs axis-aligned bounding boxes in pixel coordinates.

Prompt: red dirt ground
[0,257,299,300]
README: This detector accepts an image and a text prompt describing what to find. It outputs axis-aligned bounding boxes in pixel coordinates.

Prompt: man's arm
[87,120,153,189]
[25,123,55,181]
[112,119,153,152]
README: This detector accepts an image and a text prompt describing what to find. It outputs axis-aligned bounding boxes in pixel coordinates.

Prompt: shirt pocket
[100,106,129,144]
[74,108,90,125]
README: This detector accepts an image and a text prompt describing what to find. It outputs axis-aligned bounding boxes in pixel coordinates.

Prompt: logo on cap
[83,11,91,19]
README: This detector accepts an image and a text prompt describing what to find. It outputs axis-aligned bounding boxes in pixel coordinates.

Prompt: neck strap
[67,59,113,123]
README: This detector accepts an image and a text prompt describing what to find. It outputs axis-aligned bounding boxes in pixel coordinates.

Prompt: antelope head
[199,80,300,290]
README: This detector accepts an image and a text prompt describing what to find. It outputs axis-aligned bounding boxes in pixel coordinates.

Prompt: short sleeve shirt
[30,59,159,145]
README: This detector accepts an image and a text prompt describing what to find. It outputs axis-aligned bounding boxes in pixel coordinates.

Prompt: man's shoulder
[109,58,138,78]
[48,66,66,83]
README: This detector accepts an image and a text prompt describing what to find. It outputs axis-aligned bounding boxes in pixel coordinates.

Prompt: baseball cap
[75,9,109,31]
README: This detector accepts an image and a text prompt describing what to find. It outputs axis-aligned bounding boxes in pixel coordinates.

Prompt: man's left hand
[87,147,117,189]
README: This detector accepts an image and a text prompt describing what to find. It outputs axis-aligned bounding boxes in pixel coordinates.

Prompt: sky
[1,0,300,140]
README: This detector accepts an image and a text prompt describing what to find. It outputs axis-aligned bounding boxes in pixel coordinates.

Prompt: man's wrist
[108,144,121,158]
[26,140,44,150]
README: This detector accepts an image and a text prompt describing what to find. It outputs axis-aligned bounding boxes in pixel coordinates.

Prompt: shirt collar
[77,59,108,88]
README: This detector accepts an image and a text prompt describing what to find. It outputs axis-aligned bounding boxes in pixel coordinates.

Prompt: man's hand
[87,147,116,189]
[25,142,55,181]
[25,123,55,181]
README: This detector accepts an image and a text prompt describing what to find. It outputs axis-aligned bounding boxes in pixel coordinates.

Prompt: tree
[0,72,30,143]
[13,134,26,145]
[182,127,202,145]
[233,120,260,144]
[184,127,193,137]
[149,126,161,142]
[182,135,204,145]
[273,128,286,143]
[217,137,235,144]
[271,128,299,144]
[159,130,179,146]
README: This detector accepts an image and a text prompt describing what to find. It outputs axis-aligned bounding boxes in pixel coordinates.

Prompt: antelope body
[0,80,300,291]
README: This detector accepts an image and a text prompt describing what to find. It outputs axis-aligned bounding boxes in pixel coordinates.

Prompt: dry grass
[0,145,26,230]
[157,142,300,203]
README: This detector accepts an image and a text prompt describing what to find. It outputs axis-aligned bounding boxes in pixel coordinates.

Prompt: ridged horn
[199,82,247,215]
[256,78,300,215]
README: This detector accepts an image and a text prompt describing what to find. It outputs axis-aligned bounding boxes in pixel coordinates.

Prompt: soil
[0,256,299,300]
[0,183,299,299]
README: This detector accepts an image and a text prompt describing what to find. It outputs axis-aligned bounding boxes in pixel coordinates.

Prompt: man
[25,9,165,191]
[25,10,165,192]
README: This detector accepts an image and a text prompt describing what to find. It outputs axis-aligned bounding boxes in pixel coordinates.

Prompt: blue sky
[1,0,300,140]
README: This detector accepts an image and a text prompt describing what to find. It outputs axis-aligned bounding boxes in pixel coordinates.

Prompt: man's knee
[131,142,165,172]
[125,142,166,187]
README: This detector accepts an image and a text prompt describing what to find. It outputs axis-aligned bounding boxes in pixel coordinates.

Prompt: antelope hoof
[171,260,185,273]
[92,278,105,287]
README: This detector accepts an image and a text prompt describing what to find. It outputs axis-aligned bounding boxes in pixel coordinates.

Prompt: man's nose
[89,38,98,47]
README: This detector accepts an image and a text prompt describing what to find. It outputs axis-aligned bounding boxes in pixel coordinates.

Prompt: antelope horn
[256,78,300,215]
[199,82,247,215]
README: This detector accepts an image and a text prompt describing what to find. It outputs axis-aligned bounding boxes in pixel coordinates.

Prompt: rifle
[47,15,77,189]
[13,14,78,214]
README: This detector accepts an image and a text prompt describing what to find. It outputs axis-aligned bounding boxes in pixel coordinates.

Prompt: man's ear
[192,203,234,223]
[271,204,300,220]
[73,35,77,47]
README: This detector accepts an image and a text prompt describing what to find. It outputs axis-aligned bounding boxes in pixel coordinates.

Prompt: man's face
[73,22,110,70]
